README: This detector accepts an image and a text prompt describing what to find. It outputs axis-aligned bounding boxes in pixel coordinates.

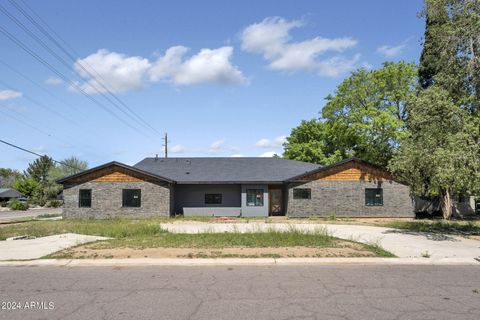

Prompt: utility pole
[163,132,168,158]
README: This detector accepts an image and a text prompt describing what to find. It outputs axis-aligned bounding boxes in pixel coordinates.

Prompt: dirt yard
[50,241,377,259]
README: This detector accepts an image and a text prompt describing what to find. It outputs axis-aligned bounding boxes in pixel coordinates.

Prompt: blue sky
[0,0,424,170]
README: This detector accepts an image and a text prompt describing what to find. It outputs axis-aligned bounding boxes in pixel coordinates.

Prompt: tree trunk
[440,188,453,220]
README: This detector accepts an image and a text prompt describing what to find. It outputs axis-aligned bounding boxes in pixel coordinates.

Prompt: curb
[0,257,478,267]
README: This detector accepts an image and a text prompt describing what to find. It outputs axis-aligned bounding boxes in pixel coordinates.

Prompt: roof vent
[185,171,190,174]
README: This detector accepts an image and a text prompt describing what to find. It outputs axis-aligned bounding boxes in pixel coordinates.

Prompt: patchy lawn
[47,231,393,259]
[384,220,480,236]
[0,218,170,240]
[0,218,394,259]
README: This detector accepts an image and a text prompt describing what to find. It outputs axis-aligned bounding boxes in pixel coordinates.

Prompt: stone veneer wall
[286,180,414,217]
[63,181,171,218]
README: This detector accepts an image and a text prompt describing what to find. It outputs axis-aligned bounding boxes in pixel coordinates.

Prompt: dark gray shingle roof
[134,157,321,184]
[0,188,23,198]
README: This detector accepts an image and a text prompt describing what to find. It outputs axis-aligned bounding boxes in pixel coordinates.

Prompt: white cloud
[376,44,406,58]
[149,46,246,85]
[74,49,151,93]
[73,46,246,93]
[170,144,185,153]
[255,135,286,148]
[241,17,358,76]
[230,154,244,157]
[0,90,22,101]
[259,151,278,157]
[45,77,64,85]
[209,139,225,152]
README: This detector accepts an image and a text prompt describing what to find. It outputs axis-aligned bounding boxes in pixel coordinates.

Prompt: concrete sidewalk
[0,233,108,260]
[161,222,480,262]
[0,257,479,267]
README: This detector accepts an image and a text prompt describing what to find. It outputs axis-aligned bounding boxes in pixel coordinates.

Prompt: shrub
[0,201,8,207]
[46,200,63,208]
[8,198,29,211]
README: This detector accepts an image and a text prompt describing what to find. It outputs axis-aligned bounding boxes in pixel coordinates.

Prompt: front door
[269,188,283,216]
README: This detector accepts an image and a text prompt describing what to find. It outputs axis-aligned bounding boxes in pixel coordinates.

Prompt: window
[246,189,264,206]
[79,189,91,208]
[122,189,141,207]
[365,188,383,206]
[458,194,468,203]
[205,193,222,205]
[293,188,311,199]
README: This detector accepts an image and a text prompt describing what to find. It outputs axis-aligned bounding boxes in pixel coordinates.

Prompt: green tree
[418,1,451,89]
[283,119,343,165]
[12,177,40,199]
[420,0,480,110]
[46,157,89,200]
[25,155,54,183]
[391,0,480,219]
[48,157,88,181]
[389,86,474,219]
[0,168,22,188]
[284,62,417,166]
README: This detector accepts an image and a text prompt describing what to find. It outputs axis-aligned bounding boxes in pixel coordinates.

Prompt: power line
[0,103,101,158]
[0,57,90,121]
[0,79,80,125]
[0,107,53,137]
[0,24,148,137]
[0,138,82,170]
[5,0,162,137]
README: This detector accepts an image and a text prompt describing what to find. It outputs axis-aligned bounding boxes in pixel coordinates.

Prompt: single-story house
[58,157,415,218]
[0,188,23,202]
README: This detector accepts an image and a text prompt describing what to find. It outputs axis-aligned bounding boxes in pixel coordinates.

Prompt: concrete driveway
[0,233,109,260]
[161,222,480,262]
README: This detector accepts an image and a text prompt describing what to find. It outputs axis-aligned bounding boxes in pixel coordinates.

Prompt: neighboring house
[57,157,415,219]
[415,195,479,216]
[0,188,23,202]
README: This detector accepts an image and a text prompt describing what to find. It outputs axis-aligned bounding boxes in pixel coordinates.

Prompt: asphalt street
[0,265,479,320]
[0,208,62,221]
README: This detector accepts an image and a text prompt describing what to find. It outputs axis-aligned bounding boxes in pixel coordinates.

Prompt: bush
[46,200,63,208]
[0,201,8,207]
[8,198,29,211]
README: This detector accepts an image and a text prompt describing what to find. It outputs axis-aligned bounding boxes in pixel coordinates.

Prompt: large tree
[0,168,22,188]
[25,155,54,184]
[420,0,480,110]
[389,86,473,219]
[45,157,89,199]
[284,62,417,166]
[283,120,343,165]
[390,0,480,218]
[48,157,88,180]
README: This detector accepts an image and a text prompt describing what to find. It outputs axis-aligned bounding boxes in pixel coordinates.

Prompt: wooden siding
[93,171,143,182]
[298,161,394,182]
[67,165,160,185]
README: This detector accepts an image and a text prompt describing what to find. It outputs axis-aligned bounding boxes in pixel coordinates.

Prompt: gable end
[291,158,395,182]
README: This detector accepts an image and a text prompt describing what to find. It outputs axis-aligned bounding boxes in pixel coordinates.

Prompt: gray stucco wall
[174,184,241,214]
[63,181,172,218]
[241,184,269,217]
[286,180,414,218]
